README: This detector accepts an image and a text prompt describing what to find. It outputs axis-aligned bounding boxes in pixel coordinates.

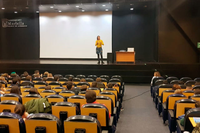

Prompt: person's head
[107,83,114,88]
[23,71,29,77]
[10,86,20,95]
[12,78,19,84]
[91,81,97,88]
[48,73,53,78]
[54,75,59,81]
[42,77,47,82]
[186,85,193,90]
[0,77,5,81]
[174,89,183,95]
[85,90,96,103]
[34,74,40,78]
[44,71,49,76]
[195,101,200,108]
[96,77,101,82]
[80,78,86,82]
[45,86,51,90]
[29,88,39,94]
[68,77,73,81]
[14,104,25,116]
[154,71,161,77]
[195,82,200,86]
[194,89,200,95]
[1,73,9,78]
[34,70,40,75]
[26,75,32,81]
[67,81,73,90]
[172,84,181,90]
[97,36,100,40]
[81,85,87,91]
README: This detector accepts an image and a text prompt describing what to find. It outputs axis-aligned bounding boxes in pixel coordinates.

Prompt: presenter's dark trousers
[96,47,103,63]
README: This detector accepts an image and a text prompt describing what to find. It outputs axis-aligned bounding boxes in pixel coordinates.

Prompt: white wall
[39,12,112,58]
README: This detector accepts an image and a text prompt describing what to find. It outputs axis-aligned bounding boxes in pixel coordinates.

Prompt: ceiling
[0,0,156,13]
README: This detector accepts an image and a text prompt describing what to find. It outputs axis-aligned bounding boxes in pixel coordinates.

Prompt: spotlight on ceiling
[2,7,5,10]
[58,10,62,12]
[50,6,54,8]
[14,11,18,13]
[105,9,109,11]
[130,8,134,10]
[102,5,106,7]
[76,5,79,7]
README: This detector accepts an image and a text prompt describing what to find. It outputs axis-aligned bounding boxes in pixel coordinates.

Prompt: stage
[0,60,200,83]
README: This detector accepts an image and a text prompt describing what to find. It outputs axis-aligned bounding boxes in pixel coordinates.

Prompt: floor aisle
[115,85,169,133]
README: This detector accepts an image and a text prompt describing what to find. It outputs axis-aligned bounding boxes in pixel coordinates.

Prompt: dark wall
[0,13,39,60]
[158,0,200,63]
[112,4,157,62]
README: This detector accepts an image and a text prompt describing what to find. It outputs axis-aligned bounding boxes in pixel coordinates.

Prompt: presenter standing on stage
[95,36,104,64]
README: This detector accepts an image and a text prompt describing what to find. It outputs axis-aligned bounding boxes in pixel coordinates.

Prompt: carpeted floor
[115,85,169,133]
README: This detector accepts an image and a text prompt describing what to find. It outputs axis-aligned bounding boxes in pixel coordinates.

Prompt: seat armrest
[158,97,161,103]
[102,130,108,133]
[109,116,114,127]
[162,103,166,109]
[176,120,184,131]
[113,107,117,115]
[120,90,123,95]
[168,110,174,118]
[155,92,158,97]
[116,101,119,108]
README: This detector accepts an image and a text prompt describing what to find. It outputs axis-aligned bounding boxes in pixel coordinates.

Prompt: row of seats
[151,76,200,133]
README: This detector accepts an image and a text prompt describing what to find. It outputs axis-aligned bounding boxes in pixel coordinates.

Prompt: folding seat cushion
[0,112,26,133]
[25,113,62,133]
[64,115,102,133]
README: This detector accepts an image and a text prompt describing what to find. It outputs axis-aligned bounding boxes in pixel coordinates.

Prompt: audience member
[66,81,73,90]
[10,72,17,77]
[0,76,7,83]
[54,75,59,82]
[96,78,105,88]
[10,86,20,95]
[80,78,86,82]
[81,85,87,91]
[34,74,40,78]
[68,77,73,82]
[23,71,29,77]
[186,85,193,90]
[174,89,183,94]
[14,104,29,120]
[29,88,39,94]
[91,81,98,88]
[11,77,20,87]
[151,71,161,86]
[26,75,32,81]
[43,71,49,77]
[45,86,51,90]
[48,73,53,78]
[172,84,181,90]
[194,89,200,95]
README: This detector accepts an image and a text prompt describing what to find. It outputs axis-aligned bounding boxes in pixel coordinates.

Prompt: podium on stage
[116,51,135,64]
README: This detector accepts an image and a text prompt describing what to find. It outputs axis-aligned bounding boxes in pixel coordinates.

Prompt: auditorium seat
[67,95,86,109]
[54,74,63,78]
[34,81,47,89]
[88,87,101,95]
[88,75,97,80]
[0,100,21,113]
[59,90,75,100]
[65,74,74,79]
[81,103,114,133]
[185,80,196,87]
[96,96,114,116]
[78,91,86,96]
[25,113,62,133]
[76,82,90,88]
[52,86,65,93]
[162,94,187,124]
[104,88,118,100]
[21,85,33,93]
[0,112,26,133]
[100,75,110,81]
[170,80,184,85]
[58,77,68,84]
[32,77,42,83]
[38,86,46,93]
[76,74,86,79]
[194,77,200,82]
[46,78,55,84]
[183,90,194,98]
[21,89,30,97]
[193,85,200,90]
[73,78,81,84]
[52,102,78,123]
[46,95,65,105]
[85,78,94,86]
[109,78,121,86]
[101,78,108,87]
[99,92,117,108]
[49,81,62,88]
[40,90,56,98]
[190,94,200,102]
[177,108,200,133]
[166,77,178,84]
[4,89,11,94]
[20,77,27,83]
[168,99,196,132]
[20,81,34,87]
[64,115,102,133]
[0,80,7,87]
[111,75,122,81]
[180,77,192,83]
[7,81,12,88]
[22,94,42,104]
[1,93,22,103]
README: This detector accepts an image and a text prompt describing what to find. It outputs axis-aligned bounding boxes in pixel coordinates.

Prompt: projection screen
[39,12,112,58]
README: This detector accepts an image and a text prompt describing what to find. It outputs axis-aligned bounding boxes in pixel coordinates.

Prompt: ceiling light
[14,11,18,13]
[82,10,85,12]
[102,5,106,7]
[105,9,109,11]
[2,7,5,10]
[130,4,132,5]
[50,6,54,8]
[36,11,39,13]
[76,6,79,7]
[130,8,134,10]
[58,10,62,12]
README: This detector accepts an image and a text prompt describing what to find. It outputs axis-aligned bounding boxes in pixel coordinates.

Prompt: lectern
[116,51,135,64]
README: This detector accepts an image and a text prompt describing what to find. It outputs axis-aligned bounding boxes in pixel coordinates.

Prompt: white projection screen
[39,12,112,58]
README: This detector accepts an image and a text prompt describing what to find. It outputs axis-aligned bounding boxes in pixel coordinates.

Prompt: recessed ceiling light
[58,10,62,12]
[14,11,18,13]
[50,6,54,8]
[130,8,134,10]
[36,11,39,13]
[105,9,109,11]
[82,10,85,12]
[76,6,79,7]
[2,7,5,10]
[102,5,106,7]
[130,4,132,5]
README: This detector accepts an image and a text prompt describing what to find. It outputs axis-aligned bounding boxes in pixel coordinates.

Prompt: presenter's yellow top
[95,40,104,48]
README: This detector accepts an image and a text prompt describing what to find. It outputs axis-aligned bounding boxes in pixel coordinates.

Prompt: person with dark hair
[29,88,39,94]
[42,77,47,82]
[172,84,181,90]
[54,75,59,82]
[68,77,73,82]
[10,86,20,95]
[107,83,114,88]
[26,75,32,81]
[14,104,29,120]
[96,77,105,88]
[95,35,104,64]
[11,77,20,87]
[91,81,98,88]
[34,74,40,78]
[66,81,73,90]
[23,71,29,77]
[186,85,193,90]
[81,85,87,91]
[45,86,51,90]
[34,70,40,75]
[10,72,17,77]
[194,89,200,95]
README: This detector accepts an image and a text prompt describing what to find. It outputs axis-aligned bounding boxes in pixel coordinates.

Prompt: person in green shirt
[95,36,104,64]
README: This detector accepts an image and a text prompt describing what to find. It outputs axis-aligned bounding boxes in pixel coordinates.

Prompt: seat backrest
[81,103,109,127]
[152,77,164,86]
[109,78,121,85]
[185,80,196,86]
[54,74,63,78]
[174,99,196,118]
[161,90,175,103]
[65,74,74,79]
[87,75,97,80]
[76,75,86,79]
[52,102,78,122]
[21,89,30,97]
[87,88,101,95]
[1,93,21,103]
[58,78,68,84]
[73,78,80,84]
[99,92,116,107]
[0,112,25,133]
[59,90,75,98]
[85,78,94,86]
[104,88,118,99]
[158,84,173,96]
[67,95,86,109]
[155,79,168,86]
[193,85,200,90]
[190,94,200,102]
[64,115,101,133]
[46,78,55,84]
[22,94,42,104]
[20,81,34,87]
[166,77,178,84]
[170,80,184,85]
[49,81,62,88]
[100,75,110,81]
[180,77,192,83]
[40,90,56,98]
[21,86,33,93]
[183,90,194,98]
[0,100,21,113]
[46,95,65,105]
[0,80,7,88]
[34,81,47,89]
[79,91,86,96]
[25,113,62,133]
[166,94,187,110]
[52,87,65,93]
[76,82,90,88]
[111,75,122,80]
[96,96,114,115]
[32,77,42,83]
[194,78,200,82]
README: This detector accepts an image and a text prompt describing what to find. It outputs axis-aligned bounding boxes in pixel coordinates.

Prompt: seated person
[34,74,40,78]
[180,101,200,126]
[0,76,7,83]
[150,71,161,86]
[10,72,17,77]
[172,84,181,90]
[80,78,86,82]
[14,104,29,120]
[85,90,111,118]
[68,77,73,82]
[47,73,54,78]
[11,77,20,87]
[194,89,200,95]
[91,81,98,88]
[45,86,51,90]
[0,83,6,95]
[66,81,73,90]
[54,75,59,82]
[26,75,32,82]
[42,77,47,82]
[29,88,40,94]
[186,85,193,90]
[107,83,114,88]
[43,71,49,77]
[96,78,105,88]
[174,89,183,94]
[81,85,87,91]
[10,86,21,96]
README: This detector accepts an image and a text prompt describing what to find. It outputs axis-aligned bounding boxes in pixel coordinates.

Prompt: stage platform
[0,60,200,83]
